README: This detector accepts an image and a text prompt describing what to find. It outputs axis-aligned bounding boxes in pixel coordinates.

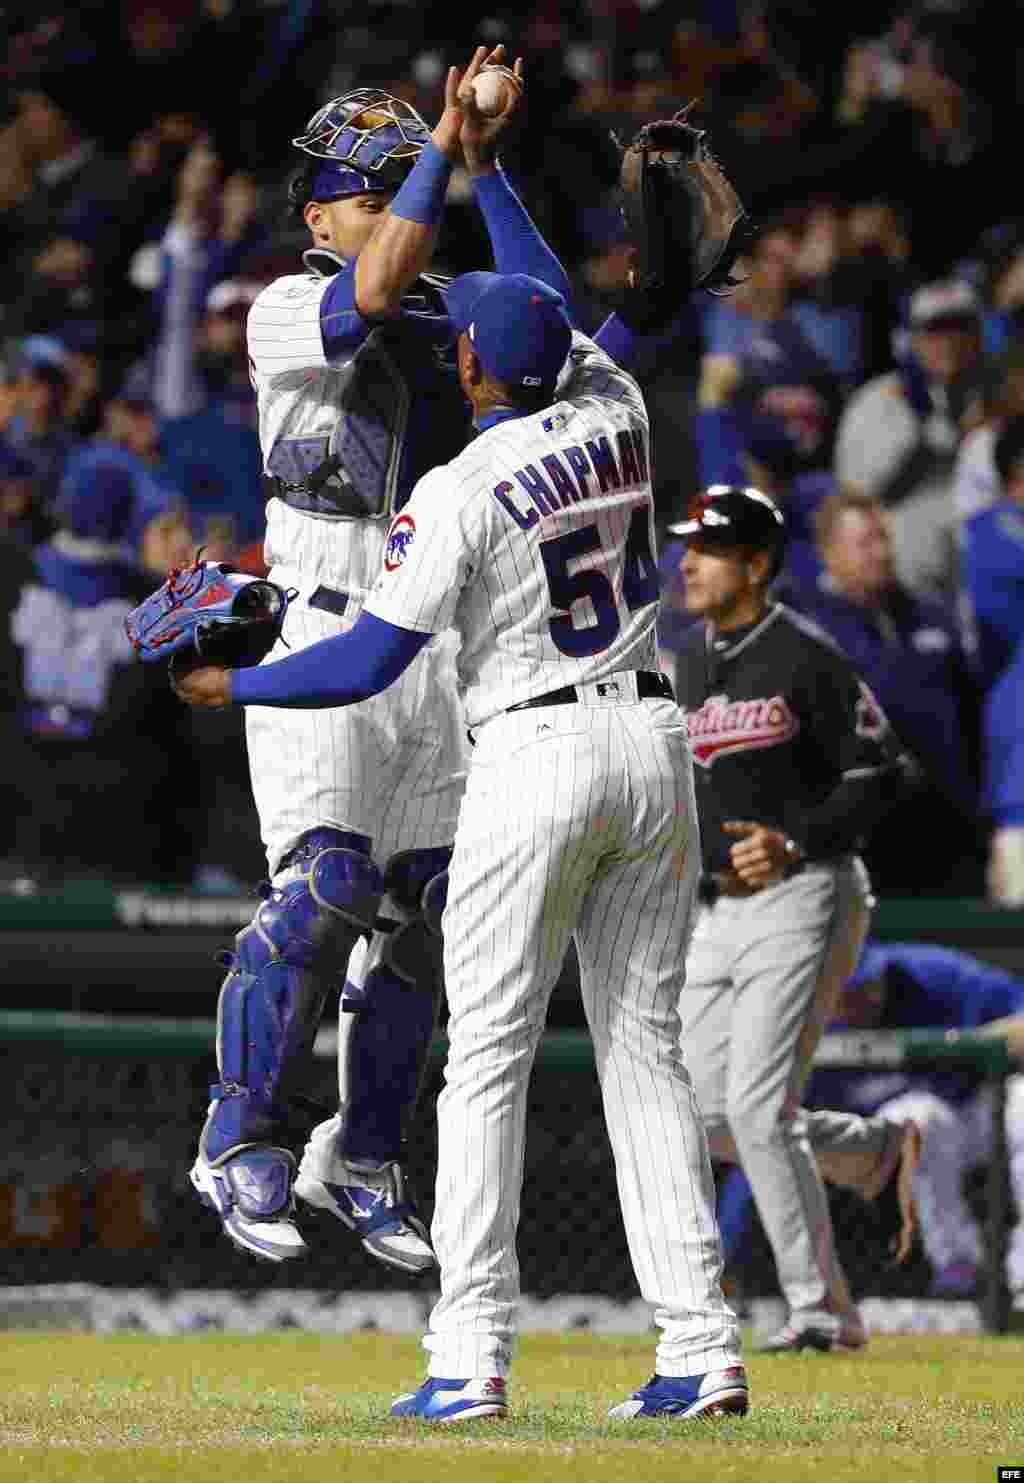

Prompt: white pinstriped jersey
[247,257,468,604]
[365,331,660,727]
[243,255,471,870]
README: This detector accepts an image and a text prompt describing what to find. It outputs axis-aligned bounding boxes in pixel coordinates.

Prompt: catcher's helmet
[668,484,785,575]
[291,89,431,201]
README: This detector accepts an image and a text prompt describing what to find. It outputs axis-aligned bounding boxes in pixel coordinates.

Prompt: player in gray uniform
[174,275,749,1423]
[670,485,922,1352]
[188,46,579,1273]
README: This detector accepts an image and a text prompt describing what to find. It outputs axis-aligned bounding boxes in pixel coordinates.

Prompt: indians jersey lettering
[365,333,660,726]
[688,693,800,766]
[675,604,904,871]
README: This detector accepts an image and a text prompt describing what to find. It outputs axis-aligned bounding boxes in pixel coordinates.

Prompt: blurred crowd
[0,0,1021,900]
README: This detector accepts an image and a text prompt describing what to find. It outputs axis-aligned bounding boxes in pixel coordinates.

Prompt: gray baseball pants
[679,858,900,1315]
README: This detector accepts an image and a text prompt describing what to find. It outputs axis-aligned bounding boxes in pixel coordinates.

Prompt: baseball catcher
[125,555,292,670]
[614,106,755,330]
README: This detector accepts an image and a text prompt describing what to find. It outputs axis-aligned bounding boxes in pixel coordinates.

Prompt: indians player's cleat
[390,1376,508,1422]
[295,1124,435,1274]
[190,1146,308,1262]
[754,1308,867,1353]
[609,1366,749,1420]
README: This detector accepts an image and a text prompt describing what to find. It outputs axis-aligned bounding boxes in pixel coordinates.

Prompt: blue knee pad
[339,847,450,1165]
[204,830,383,1164]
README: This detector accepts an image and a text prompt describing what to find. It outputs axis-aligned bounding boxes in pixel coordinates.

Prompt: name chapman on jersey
[491,424,648,529]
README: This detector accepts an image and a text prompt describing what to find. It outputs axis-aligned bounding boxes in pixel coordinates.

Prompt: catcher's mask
[291,89,431,201]
[668,484,785,578]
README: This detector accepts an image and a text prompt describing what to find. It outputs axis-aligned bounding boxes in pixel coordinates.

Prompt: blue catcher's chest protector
[267,273,470,523]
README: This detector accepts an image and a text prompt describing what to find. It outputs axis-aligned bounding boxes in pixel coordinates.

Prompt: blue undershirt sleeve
[389,140,452,225]
[231,610,432,708]
[471,169,573,310]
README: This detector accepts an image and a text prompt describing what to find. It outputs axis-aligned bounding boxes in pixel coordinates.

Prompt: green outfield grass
[0,1330,1020,1483]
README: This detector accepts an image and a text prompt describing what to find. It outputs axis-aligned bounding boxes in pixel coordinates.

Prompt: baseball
[471,66,519,117]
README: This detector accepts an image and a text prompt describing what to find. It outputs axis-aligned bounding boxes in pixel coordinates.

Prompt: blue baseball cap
[446,272,573,390]
[114,360,155,410]
[56,456,137,542]
[19,335,71,383]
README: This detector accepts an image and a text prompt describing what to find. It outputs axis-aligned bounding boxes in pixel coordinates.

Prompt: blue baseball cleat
[295,1118,435,1274]
[608,1366,750,1419]
[390,1376,508,1422]
[190,1146,308,1263]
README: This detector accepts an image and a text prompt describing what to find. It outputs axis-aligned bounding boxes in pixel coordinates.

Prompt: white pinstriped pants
[245,574,468,875]
[424,691,742,1379]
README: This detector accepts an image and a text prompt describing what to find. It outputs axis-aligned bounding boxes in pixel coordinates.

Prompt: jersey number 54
[540,508,658,658]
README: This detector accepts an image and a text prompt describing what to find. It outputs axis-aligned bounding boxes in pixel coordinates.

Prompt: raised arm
[151,140,222,419]
[355,46,506,318]
[459,58,573,307]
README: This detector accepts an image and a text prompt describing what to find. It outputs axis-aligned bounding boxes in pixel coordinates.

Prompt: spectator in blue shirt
[796,485,985,892]
[12,438,188,742]
[2,335,79,521]
[961,415,1024,692]
[834,278,992,604]
[5,403,199,884]
[983,643,1024,908]
[150,139,268,566]
[695,222,844,488]
[786,199,870,395]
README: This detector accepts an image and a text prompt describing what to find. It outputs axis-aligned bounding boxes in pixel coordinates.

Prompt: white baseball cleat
[190,1146,308,1262]
[295,1117,436,1274]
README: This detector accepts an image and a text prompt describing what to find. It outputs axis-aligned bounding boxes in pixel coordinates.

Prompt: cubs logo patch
[384,513,416,571]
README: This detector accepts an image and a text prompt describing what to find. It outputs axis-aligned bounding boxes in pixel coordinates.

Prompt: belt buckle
[308,584,349,618]
[583,673,639,705]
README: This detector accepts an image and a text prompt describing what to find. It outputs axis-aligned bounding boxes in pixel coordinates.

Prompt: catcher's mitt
[614,108,755,331]
[125,556,291,669]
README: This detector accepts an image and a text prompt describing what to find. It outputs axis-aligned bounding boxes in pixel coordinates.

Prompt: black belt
[698,874,758,906]
[506,671,673,713]
[698,861,807,905]
[308,584,349,617]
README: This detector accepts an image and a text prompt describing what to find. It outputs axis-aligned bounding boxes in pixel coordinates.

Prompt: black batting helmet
[668,484,786,577]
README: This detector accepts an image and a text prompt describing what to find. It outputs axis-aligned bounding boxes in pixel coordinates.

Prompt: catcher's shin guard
[337,847,450,1165]
[200,831,383,1164]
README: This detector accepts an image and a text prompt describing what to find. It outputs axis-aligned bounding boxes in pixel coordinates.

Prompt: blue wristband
[389,141,452,226]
